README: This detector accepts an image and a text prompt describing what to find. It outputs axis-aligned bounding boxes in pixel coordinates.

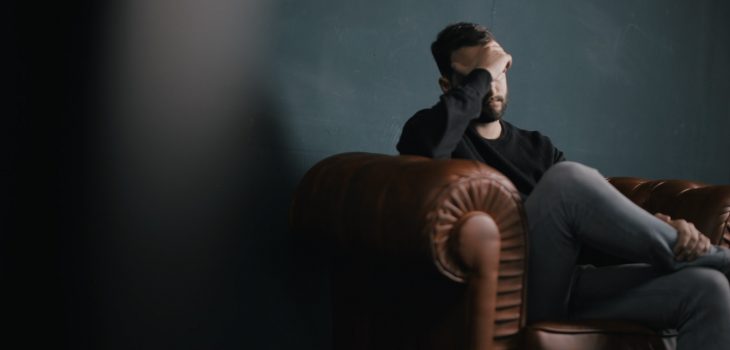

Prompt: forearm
[397,69,492,158]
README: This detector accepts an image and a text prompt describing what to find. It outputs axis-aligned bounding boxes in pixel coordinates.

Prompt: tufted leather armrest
[290,152,529,349]
[609,178,730,246]
[290,152,526,282]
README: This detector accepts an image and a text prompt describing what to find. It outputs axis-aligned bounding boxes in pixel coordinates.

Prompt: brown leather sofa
[289,152,730,350]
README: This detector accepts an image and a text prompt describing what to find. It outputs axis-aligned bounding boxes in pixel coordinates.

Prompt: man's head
[431,22,508,123]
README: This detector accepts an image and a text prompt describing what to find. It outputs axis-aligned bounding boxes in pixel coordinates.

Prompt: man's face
[446,44,509,123]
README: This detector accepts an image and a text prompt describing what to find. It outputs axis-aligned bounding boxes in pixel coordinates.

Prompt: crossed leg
[524,161,730,349]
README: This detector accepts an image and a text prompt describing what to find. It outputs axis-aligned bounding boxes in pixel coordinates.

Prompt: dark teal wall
[270,0,730,183]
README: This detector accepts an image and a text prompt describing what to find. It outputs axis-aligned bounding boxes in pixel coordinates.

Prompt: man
[397,22,730,349]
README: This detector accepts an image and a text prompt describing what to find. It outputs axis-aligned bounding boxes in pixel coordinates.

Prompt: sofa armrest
[609,177,730,246]
[290,152,526,282]
[290,152,529,347]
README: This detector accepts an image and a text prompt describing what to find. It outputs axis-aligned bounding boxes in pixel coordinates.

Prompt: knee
[682,268,730,305]
[659,268,730,333]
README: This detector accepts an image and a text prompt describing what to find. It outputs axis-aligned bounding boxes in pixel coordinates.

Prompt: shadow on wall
[51,80,327,350]
[217,85,332,350]
[85,82,326,350]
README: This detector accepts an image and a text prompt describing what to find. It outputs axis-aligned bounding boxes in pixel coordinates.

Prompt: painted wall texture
[272,0,730,183]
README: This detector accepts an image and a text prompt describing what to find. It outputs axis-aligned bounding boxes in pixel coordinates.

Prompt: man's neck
[474,120,502,140]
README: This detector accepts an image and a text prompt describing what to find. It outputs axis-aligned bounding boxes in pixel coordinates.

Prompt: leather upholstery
[290,153,730,349]
[291,152,526,349]
[609,177,730,247]
[525,321,676,350]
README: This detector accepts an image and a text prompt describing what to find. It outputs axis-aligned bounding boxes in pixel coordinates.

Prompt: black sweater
[397,69,565,197]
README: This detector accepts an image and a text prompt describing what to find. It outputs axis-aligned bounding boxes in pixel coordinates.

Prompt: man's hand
[451,41,512,81]
[655,213,712,261]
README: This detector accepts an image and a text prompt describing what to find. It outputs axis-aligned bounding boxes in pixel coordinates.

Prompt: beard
[476,94,508,123]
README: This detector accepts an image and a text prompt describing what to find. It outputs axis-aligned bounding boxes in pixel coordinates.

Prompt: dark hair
[431,22,494,78]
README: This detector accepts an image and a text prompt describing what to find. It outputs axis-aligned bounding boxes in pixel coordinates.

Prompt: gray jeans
[525,161,730,350]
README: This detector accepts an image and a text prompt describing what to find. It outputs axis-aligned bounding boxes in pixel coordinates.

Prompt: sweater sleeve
[397,69,492,159]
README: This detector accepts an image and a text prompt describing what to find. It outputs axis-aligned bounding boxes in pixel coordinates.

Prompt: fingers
[683,239,712,261]
[484,40,502,49]
[484,42,511,69]
[696,235,712,257]
[673,220,708,262]
[672,219,691,257]
[654,213,671,222]
[477,43,512,80]
[682,224,702,261]
[683,236,706,261]
[658,214,712,262]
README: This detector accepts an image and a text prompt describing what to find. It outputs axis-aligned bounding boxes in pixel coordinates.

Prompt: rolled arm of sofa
[289,152,527,284]
[610,177,730,246]
[290,152,529,347]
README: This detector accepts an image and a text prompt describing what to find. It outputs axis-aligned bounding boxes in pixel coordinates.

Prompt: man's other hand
[655,213,712,262]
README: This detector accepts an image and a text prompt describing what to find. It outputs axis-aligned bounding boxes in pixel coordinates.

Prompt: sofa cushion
[524,320,676,350]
